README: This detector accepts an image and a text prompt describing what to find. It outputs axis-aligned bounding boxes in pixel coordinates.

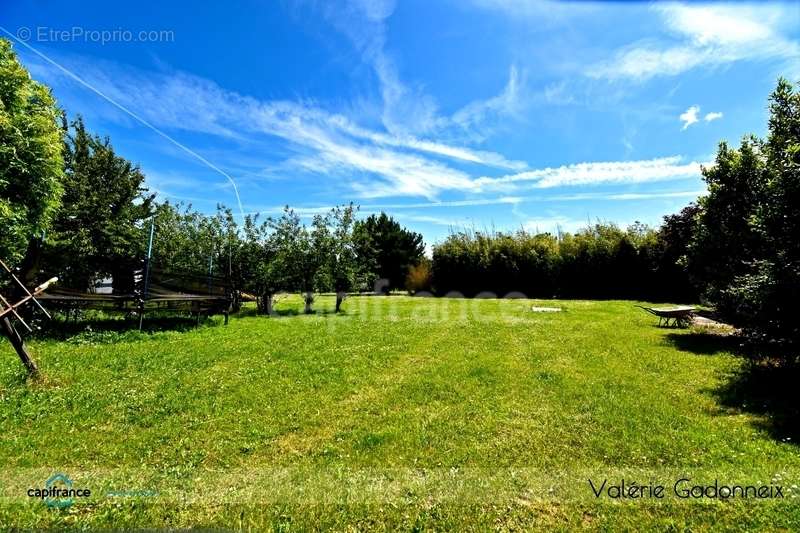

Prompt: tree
[269,208,327,314]
[235,213,281,315]
[353,212,424,293]
[324,204,359,312]
[689,136,768,304]
[653,204,701,303]
[0,38,63,266]
[729,79,800,356]
[689,78,800,360]
[40,116,154,291]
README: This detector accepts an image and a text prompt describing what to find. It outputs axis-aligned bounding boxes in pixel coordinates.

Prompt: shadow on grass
[236,306,343,318]
[666,331,799,445]
[714,363,800,444]
[273,308,341,317]
[30,314,211,342]
[664,332,742,355]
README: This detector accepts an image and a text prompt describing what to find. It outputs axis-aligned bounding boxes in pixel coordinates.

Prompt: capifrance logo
[27,473,91,508]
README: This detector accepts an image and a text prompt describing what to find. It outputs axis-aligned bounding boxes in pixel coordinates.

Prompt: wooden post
[1,317,38,376]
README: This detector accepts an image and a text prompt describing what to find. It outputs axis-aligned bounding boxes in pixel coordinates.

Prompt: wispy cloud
[270,188,703,213]
[450,65,526,141]
[19,24,707,205]
[394,213,473,227]
[588,3,800,81]
[475,156,704,190]
[704,111,723,123]
[467,0,597,21]
[313,0,526,140]
[23,50,528,199]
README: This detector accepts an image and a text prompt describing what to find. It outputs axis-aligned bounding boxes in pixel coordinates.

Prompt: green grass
[1,296,798,530]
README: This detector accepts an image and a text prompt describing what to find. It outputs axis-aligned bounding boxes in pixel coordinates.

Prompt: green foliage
[267,208,326,312]
[235,213,279,313]
[353,212,424,292]
[654,204,701,303]
[559,223,653,299]
[689,78,800,360]
[405,258,433,294]
[142,203,363,314]
[150,202,225,276]
[0,38,64,263]
[433,228,560,297]
[431,222,689,300]
[689,137,768,299]
[319,204,360,311]
[40,116,154,291]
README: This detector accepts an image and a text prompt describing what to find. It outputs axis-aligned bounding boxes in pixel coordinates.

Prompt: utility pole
[139,218,155,332]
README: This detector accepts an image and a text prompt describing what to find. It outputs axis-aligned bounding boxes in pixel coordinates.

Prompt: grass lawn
[1,295,798,530]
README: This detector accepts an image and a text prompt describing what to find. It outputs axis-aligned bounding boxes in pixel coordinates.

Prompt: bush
[405,260,433,294]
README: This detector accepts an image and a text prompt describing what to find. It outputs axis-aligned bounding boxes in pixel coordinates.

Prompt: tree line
[429,218,695,302]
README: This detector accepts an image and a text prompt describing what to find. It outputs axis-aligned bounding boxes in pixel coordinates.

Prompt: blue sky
[2,1,798,247]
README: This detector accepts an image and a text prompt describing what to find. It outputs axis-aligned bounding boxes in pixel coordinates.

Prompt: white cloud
[475,156,704,190]
[680,105,700,130]
[660,4,775,47]
[589,3,800,81]
[395,213,472,227]
[548,190,706,202]
[522,215,585,234]
[679,106,723,129]
[260,189,706,217]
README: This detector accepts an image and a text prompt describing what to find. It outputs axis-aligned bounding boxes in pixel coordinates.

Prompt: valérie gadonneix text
[588,478,790,500]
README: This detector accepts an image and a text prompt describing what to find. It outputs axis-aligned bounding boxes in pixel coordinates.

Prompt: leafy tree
[653,204,701,303]
[150,202,224,275]
[689,136,768,303]
[353,212,424,292]
[321,204,359,312]
[0,38,63,266]
[235,213,281,314]
[269,208,328,313]
[431,222,674,300]
[41,116,154,291]
[432,228,560,297]
[689,78,800,359]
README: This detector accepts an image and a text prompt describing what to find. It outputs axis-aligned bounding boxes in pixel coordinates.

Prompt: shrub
[406,260,433,294]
